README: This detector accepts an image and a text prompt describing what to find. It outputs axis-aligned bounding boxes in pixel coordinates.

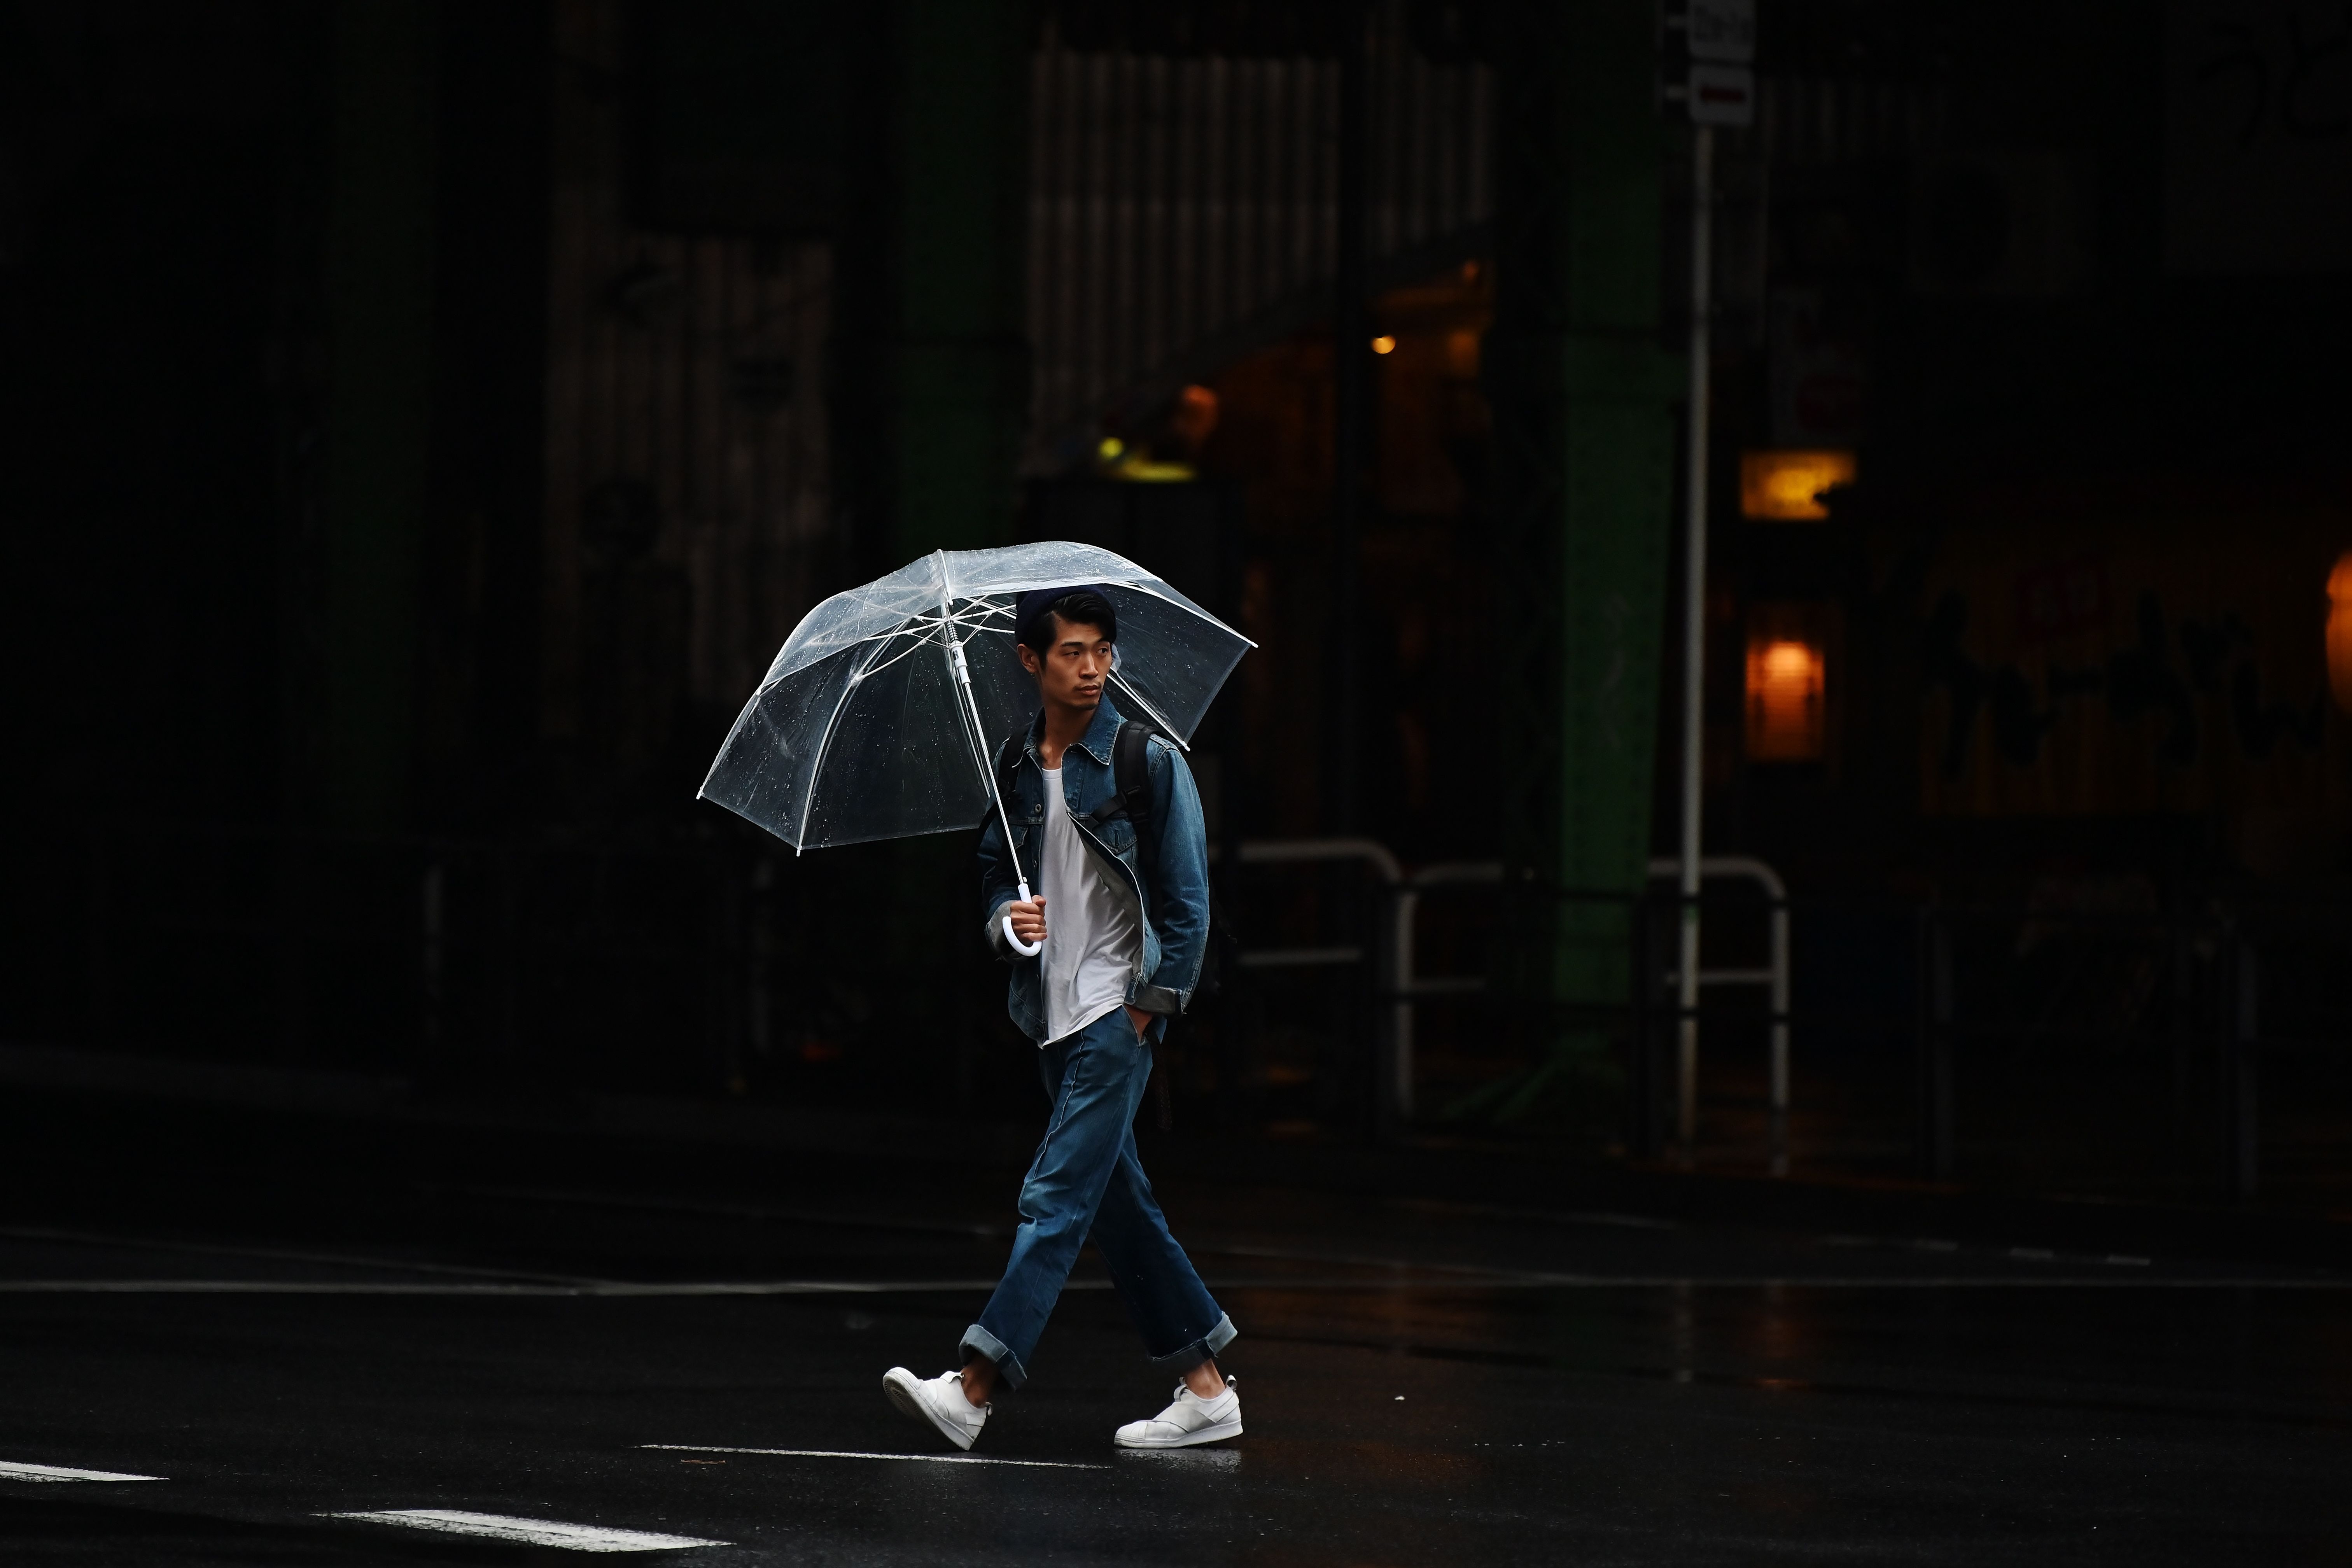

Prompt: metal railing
[1647,857,1791,1174]
[1391,859,1505,1120]
[1220,838,1403,1130]
[1906,903,2302,1199]
[1228,838,1402,979]
[1226,842,1793,1164]
[36,819,2346,1197]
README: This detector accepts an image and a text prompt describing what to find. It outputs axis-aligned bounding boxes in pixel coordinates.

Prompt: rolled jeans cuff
[959,1323,1027,1391]
[1148,1311,1237,1376]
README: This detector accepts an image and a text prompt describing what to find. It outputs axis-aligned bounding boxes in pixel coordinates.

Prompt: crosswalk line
[327,1510,725,1552]
[644,1443,1109,1471]
[0,1461,164,1483]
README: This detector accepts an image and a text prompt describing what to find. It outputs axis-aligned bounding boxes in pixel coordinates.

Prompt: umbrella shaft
[948,633,1033,902]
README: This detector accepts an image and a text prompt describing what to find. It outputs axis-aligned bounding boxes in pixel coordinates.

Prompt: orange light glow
[1171,383,1220,447]
[2329,551,2352,715]
[1446,328,1480,378]
[1740,449,1858,521]
[1371,334,1397,355]
[1746,637,1827,761]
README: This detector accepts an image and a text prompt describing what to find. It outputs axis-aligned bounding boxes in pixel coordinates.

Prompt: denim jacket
[977,693,1211,1044]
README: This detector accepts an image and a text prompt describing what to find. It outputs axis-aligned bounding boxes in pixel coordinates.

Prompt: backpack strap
[1085,720,1157,833]
[1083,720,1160,912]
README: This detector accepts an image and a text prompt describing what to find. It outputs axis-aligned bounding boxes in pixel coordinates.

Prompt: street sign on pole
[1687,0,1755,63]
[1667,0,1754,1160]
[1688,63,1756,126]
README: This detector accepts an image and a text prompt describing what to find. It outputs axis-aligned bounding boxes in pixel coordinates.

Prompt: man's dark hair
[1017,588,1118,656]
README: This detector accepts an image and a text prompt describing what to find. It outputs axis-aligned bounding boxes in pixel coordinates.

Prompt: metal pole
[2230,935,2260,1201]
[1674,124,1715,1161]
[1331,4,1369,835]
[1768,896,1790,1176]
[749,856,774,1066]
[84,826,110,1048]
[1631,888,1657,1160]
[1390,886,1417,1128]
[421,856,444,1073]
[1917,907,1955,1182]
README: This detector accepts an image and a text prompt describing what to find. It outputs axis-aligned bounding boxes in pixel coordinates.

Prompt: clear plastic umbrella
[698,542,1251,953]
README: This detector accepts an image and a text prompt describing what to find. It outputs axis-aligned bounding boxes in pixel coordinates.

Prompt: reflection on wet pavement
[1,1157,2347,1565]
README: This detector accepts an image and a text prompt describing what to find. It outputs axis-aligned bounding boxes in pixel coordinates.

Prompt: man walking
[883,585,1240,1451]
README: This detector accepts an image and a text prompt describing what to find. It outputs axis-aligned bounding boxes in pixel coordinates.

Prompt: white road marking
[0,1461,164,1483]
[327,1510,723,1552]
[0,1223,602,1286]
[644,1443,1109,1471]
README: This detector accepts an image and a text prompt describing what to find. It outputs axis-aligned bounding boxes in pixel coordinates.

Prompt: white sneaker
[1115,1377,1242,1448]
[882,1367,989,1452]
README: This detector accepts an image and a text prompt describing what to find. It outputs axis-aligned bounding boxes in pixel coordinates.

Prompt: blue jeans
[960,1006,1235,1390]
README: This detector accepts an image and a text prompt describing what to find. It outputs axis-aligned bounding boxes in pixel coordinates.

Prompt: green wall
[1484,0,1680,1115]
[890,0,1031,558]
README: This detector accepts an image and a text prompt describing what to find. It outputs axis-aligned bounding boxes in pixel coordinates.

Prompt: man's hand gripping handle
[1002,885,1045,957]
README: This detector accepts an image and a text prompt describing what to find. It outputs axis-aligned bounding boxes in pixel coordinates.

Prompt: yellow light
[1115,457,1198,483]
[1740,449,1858,521]
[1746,637,1826,761]
[1097,437,1125,460]
[1370,335,1397,355]
[2329,550,2352,716]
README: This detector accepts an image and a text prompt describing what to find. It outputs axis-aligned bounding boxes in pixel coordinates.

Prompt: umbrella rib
[939,603,1014,637]
[836,600,1005,665]
[852,624,948,682]
[793,633,892,852]
[1106,669,1191,751]
[1102,581,1260,649]
[785,599,1006,851]
[759,617,943,692]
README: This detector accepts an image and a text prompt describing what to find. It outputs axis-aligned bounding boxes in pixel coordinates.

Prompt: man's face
[1018,613,1113,711]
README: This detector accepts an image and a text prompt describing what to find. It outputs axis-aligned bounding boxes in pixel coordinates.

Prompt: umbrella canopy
[699,542,1251,854]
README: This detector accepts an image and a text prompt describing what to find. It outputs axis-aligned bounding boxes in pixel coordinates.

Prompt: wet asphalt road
[2,1096,2349,1564]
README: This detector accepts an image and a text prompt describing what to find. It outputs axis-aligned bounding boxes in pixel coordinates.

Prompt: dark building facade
[1,0,2345,1196]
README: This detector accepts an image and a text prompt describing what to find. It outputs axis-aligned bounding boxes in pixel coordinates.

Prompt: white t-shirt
[1036,765,1142,1044]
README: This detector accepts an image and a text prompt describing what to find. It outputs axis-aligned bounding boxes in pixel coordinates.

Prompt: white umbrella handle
[1002,888,1043,960]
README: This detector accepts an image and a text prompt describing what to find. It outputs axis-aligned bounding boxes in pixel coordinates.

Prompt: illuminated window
[1746,636,1826,761]
[1740,449,1858,521]
[2330,550,2352,715]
